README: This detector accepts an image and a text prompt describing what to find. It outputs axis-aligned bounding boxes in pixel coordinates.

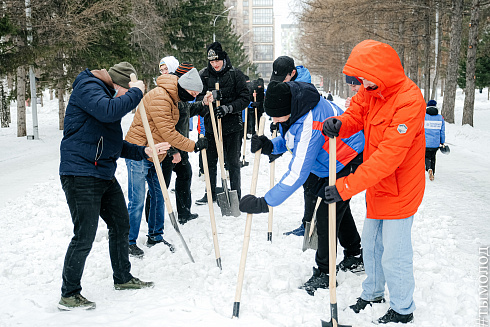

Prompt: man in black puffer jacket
[195,41,250,204]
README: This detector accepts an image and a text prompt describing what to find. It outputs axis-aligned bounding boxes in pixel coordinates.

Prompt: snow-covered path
[0,90,488,327]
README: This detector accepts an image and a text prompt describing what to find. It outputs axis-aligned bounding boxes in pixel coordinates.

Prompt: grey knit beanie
[108,62,137,89]
[177,68,203,93]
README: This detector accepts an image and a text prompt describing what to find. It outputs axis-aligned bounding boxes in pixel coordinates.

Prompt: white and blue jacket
[425,106,445,148]
[264,82,364,207]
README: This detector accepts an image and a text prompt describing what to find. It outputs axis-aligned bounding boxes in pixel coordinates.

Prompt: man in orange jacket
[322,40,426,324]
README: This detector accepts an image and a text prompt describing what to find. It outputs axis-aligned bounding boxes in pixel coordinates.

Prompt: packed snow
[0,88,489,327]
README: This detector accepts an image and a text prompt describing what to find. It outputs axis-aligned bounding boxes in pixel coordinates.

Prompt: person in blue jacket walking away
[239,80,365,295]
[425,100,445,181]
[58,62,170,311]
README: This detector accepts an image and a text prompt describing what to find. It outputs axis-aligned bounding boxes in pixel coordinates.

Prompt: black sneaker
[299,267,336,296]
[350,296,385,313]
[337,254,364,273]
[146,237,176,253]
[178,213,199,225]
[129,244,144,258]
[283,224,305,236]
[195,193,216,205]
[376,308,413,324]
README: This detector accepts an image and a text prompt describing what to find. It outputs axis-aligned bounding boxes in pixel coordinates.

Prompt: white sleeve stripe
[282,112,313,186]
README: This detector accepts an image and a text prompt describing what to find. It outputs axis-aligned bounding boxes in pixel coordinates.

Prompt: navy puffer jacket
[60,69,145,180]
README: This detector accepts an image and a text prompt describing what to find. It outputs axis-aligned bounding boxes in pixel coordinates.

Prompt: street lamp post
[213,6,234,43]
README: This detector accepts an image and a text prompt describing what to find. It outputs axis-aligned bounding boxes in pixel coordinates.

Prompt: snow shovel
[240,105,249,167]
[321,136,351,327]
[207,100,240,217]
[232,116,266,319]
[199,133,222,269]
[130,74,194,263]
[267,128,278,242]
[302,197,322,251]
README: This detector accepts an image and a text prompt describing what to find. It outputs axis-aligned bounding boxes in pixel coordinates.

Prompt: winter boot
[299,267,336,296]
[376,308,413,324]
[337,253,364,273]
[195,193,216,205]
[428,169,434,181]
[129,244,144,258]
[58,294,96,311]
[146,236,176,253]
[114,277,154,290]
[178,213,199,225]
[283,224,305,236]
[349,296,385,313]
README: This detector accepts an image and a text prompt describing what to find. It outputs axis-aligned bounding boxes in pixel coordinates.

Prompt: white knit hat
[159,56,179,73]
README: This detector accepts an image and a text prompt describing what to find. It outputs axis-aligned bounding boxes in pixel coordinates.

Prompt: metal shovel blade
[216,179,241,217]
[302,221,318,251]
[321,319,351,327]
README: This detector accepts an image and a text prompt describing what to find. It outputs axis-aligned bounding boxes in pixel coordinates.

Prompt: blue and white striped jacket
[264,82,364,207]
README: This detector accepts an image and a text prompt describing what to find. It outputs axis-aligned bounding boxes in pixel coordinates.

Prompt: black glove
[212,89,222,102]
[322,118,342,138]
[323,185,343,204]
[268,153,283,163]
[270,122,279,134]
[216,105,232,118]
[251,134,273,155]
[250,101,258,108]
[194,137,208,152]
[239,194,269,214]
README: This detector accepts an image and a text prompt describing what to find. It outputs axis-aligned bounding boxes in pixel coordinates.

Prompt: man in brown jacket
[125,67,209,256]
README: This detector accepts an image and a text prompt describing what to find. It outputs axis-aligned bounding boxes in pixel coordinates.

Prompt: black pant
[205,130,242,198]
[303,155,363,273]
[165,154,193,218]
[425,147,438,174]
[60,176,133,297]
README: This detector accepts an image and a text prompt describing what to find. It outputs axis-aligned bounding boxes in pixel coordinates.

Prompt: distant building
[226,0,275,82]
[281,23,300,62]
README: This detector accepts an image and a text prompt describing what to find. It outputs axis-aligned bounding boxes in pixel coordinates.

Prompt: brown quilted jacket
[125,74,195,162]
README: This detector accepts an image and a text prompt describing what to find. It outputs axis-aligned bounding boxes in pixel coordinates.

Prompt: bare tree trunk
[16,66,27,137]
[398,21,406,68]
[441,0,463,124]
[462,0,480,127]
[408,14,419,85]
[423,0,431,101]
[431,4,442,100]
[58,84,65,130]
[50,89,53,100]
[0,83,9,128]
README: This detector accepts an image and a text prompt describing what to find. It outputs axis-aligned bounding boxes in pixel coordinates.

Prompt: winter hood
[287,81,321,126]
[343,40,406,99]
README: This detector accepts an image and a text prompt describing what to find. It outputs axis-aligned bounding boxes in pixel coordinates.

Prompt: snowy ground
[0,88,489,327]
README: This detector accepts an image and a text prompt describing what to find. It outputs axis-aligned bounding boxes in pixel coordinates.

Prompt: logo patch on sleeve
[397,124,408,134]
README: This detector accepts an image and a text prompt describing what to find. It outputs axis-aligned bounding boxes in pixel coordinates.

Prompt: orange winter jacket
[335,40,426,220]
[125,74,195,162]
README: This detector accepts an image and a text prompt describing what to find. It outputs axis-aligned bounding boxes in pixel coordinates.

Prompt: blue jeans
[60,176,133,297]
[126,159,165,244]
[360,216,415,315]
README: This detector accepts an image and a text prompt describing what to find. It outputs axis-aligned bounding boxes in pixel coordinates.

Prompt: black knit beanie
[108,62,137,89]
[207,42,227,61]
[264,81,292,117]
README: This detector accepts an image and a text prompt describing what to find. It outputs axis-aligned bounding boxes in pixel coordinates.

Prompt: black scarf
[178,83,195,102]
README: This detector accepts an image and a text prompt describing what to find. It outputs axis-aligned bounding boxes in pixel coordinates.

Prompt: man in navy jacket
[58,62,169,311]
